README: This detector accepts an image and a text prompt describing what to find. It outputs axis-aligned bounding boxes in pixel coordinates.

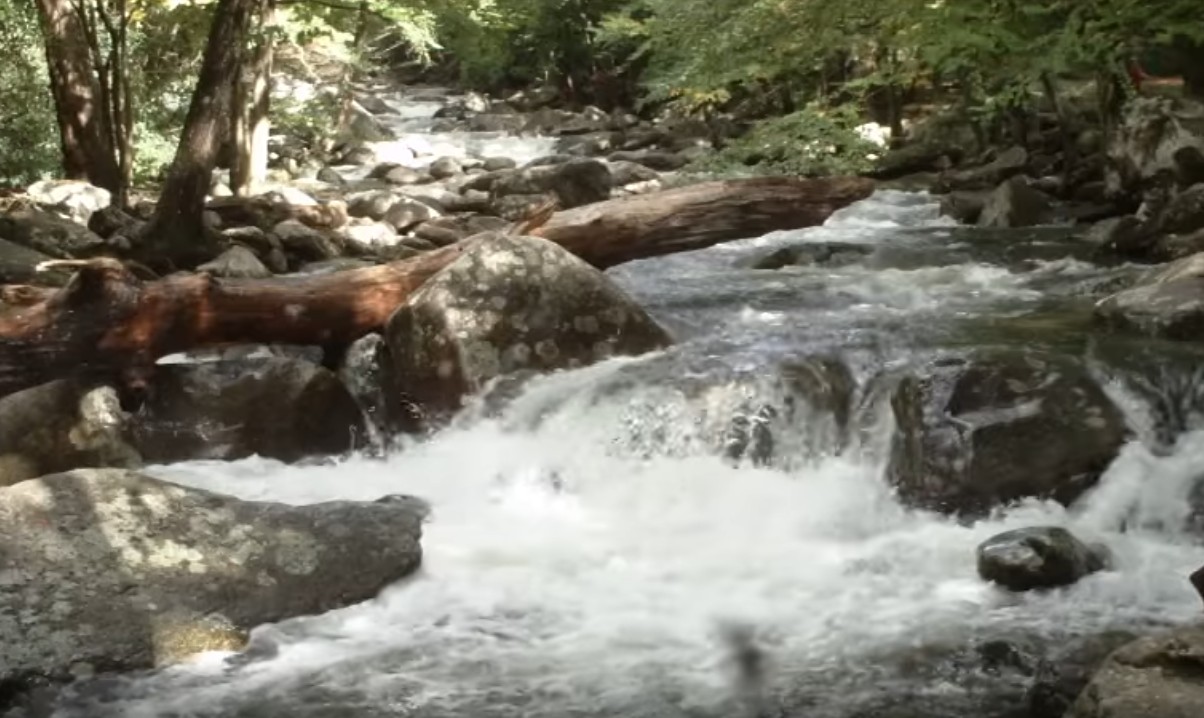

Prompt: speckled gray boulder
[384,233,672,424]
[1068,624,1204,718]
[0,468,425,691]
[885,350,1127,515]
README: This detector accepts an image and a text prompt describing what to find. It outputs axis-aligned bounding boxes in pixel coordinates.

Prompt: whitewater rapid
[49,185,1204,718]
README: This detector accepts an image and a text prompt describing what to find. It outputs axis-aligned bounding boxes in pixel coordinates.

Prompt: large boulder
[0,381,141,488]
[977,526,1110,592]
[384,233,672,423]
[1106,96,1204,200]
[884,351,1128,515]
[26,179,111,224]
[129,358,367,463]
[977,176,1055,228]
[1068,625,1204,718]
[1095,252,1204,340]
[0,468,424,693]
[0,208,108,258]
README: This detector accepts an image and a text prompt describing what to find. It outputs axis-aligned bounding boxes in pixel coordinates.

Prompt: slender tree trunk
[232,0,275,196]
[143,0,258,269]
[329,0,369,151]
[33,0,121,193]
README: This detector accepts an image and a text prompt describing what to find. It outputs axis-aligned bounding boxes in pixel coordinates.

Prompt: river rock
[428,157,463,179]
[272,219,342,264]
[383,199,439,232]
[0,468,425,693]
[0,208,108,258]
[1106,96,1204,200]
[490,158,612,209]
[0,237,56,285]
[482,157,517,172]
[936,146,1029,192]
[1158,182,1204,236]
[977,176,1055,228]
[1095,252,1204,340]
[340,220,401,254]
[607,160,660,187]
[26,179,111,225]
[1025,631,1142,718]
[885,351,1127,515]
[86,205,140,239]
[977,526,1110,591]
[1067,624,1204,718]
[197,245,272,278]
[606,149,689,172]
[129,358,367,463]
[384,233,672,423]
[742,242,873,270]
[0,381,141,487]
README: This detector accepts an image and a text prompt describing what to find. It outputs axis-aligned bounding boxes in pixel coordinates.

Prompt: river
[49,88,1204,718]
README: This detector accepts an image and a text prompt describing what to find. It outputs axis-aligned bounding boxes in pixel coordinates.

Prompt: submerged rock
[1068,624,1204,718]
[1026,631,1141,718]
[741,242,873,270]
[977,526,1110,591]
[384,233,671,424]
[885,351,1127,515]
[130,358,367,463]
[0,468,425,693]
[1095,251,1204,340]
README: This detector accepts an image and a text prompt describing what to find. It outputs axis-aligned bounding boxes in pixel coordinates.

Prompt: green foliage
[694,105,881,177]
[0,0,61,185]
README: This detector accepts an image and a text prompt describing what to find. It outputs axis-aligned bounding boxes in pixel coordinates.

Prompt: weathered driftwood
[0,176,873,400]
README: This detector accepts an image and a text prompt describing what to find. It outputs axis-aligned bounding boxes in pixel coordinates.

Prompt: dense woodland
[5,0,1203,199]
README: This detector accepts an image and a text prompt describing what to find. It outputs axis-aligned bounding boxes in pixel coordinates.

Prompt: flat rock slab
[0,469,425,692]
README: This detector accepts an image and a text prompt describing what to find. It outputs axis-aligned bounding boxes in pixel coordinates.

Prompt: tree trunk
[142,0,258,270]
[1040,72,1076,178]
[33,0,121,193]
[231,0,276,196]
[0,176,874,400]
[329,1,370,151]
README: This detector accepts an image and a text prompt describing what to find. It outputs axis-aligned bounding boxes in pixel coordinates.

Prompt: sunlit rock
[1095,251,1204,340]
[977,526,1110,591]
[0,469,425,694]
[884,350,1127,515]
[1067,625,1204,717]
[384,234,671,426]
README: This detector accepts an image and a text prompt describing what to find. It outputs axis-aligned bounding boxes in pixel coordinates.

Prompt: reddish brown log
[0,176,873,399]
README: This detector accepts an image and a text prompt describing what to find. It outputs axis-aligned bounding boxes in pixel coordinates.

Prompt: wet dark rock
[606,149,688,172]
[0,237,57,285]
[222,225,287,274]
[977,176,1055,228]
[316,167,346,185]
[337,333,396,436]
[1067,625,1204,718]
[0,468,424,694]
[490,158,612,209]
[885,351,1127,515]
[482,157,517,172]
[939,190,991,224]
[129,358,367,463]
[1095,252,1204,340]
[1026,631,1141,718]
[607,160,660,187]
[1158,183,1204,236]
[86,206,139,239]
[198,245,272,278]
[272,219,342,264]
[1087,215,1157,262]
[0,208,108,258]
[977,526,1110,591]
[0,381,141,487]
[741,242,874,270]
[936,145,1029,192]
[384,234,671,424]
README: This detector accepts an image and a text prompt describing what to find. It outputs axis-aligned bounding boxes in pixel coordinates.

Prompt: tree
[231,0,277,196]
[142,0,259,269]
[33,0,122,194]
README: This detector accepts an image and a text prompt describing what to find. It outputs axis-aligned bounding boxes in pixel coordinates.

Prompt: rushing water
[47,90,1204,717]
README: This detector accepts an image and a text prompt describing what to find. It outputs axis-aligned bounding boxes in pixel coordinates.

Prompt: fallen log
[0,176,873,400]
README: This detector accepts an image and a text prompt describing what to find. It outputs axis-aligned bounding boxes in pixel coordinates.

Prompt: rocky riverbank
[3,81,1204,716]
